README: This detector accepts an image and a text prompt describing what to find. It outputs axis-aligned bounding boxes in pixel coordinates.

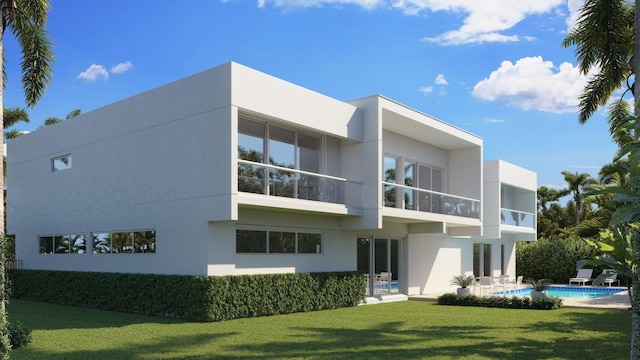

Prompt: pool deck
[409,285,631,310]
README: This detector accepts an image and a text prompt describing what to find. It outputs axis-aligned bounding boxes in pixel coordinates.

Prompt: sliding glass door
[357,237,400,295]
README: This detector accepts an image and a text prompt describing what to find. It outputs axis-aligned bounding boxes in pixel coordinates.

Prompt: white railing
[500,208,535,228]
[238,160,349,204]
[382,182,481,219]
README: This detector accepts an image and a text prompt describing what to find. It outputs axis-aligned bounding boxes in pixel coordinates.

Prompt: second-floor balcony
[382,182,481,219]
[500,208,535,229]
[238,160,348,204]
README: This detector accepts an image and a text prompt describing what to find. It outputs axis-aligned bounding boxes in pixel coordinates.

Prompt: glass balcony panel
[238,160,347,205]
[269,169,296,198]
[500,209,535,228]
[382,182,480,219]
[384,185,397,207]
[238,163,266,194]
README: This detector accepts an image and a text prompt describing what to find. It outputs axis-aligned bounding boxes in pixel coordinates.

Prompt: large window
[236,229,322,254]
[238,117,341,202]
[383,156,398,207]
[39,234,86,254]
[269,126,296,198]
[93,230,156,254]
[238,120,266,194]
[383,154,444,211]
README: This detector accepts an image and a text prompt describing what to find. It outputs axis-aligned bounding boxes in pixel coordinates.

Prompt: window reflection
[237,117,343,204]
[39,234,85,254]
[236,229,322,254]
[52,154,72,172]
[92,230,156,254]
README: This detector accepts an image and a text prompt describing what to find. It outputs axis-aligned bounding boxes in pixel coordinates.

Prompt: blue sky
[2,0,616,192]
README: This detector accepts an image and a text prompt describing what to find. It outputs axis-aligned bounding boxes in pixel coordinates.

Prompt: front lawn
[7,299,630,359]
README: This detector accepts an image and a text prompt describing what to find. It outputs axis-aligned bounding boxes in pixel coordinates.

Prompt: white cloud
[485,118,504,123]
[111,61,133,74]
[435,74,448,85]
[565,0,584,31]
[411,0,565,45]
[259,0,382,10]
[418,86,433,95]
[77,64,109,83]
[248,0,574,45]
[472,56,589,113]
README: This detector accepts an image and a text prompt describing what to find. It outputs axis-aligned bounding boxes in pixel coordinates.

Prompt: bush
[8,321,32,349]
[8,270,365,322]
[436,293,562,310]
[516,237,599,283]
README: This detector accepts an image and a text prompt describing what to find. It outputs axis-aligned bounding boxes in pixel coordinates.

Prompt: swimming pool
[493,285,625,299]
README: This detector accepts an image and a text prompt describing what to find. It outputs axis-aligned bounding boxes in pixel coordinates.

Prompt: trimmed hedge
[437,293,562,310]
[8,270,365,322]
[516,237,600,283]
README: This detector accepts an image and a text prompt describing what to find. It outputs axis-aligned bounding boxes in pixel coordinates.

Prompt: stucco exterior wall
[406,234,473,295]
[231,208,356,275]
[8,64,236,275]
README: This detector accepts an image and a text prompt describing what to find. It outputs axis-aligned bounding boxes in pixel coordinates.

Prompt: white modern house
[7,62,537,300]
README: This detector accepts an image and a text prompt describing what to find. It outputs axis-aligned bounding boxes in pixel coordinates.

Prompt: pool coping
[409,285,631,310]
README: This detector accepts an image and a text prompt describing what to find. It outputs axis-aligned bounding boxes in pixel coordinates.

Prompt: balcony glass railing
[238,160,346,204]
[382,182,481,219]
[500,208,535,228]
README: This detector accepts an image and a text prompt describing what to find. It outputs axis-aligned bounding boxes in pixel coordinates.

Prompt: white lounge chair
[569,268,593,286]
[603,269,620,287]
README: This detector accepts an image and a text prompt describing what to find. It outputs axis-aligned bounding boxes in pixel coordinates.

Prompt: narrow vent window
[52,154,72,172]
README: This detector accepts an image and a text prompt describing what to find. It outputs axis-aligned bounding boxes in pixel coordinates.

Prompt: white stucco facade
[7,62,537,297]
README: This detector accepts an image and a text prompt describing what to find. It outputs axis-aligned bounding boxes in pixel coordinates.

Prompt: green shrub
[437,293,459,305]
[7,321,32,349]
[8,270,364,322]
[436,293,562,310]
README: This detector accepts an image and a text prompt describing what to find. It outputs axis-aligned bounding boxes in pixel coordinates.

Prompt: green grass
[6,299,631,359]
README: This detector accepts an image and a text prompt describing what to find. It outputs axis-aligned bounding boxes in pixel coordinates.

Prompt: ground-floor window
[39,234,86,254]
[93,230,156,254]
[236,229,322,254]
[39,230,156,255]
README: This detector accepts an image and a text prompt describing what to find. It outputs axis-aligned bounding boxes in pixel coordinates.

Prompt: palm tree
[40,108,82,127]
[561,0,634,124]
[0,1,54,355]
[565,1,640,357]
[537,186,561,213]
[559,171,597,225]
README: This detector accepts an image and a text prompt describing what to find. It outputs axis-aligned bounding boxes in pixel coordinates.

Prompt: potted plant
[528,278,550,300]
[450,275,475,296]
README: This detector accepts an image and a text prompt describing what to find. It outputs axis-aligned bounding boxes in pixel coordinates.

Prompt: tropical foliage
[449,274,474,288]
[0,1,55,356]
[562,0,640,357]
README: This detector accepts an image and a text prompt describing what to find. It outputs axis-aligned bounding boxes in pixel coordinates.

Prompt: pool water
[494,285,624,299]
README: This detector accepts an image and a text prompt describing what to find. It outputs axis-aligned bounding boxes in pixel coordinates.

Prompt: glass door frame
[358,236,401,296]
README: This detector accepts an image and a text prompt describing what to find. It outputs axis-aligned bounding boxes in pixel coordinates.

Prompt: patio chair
[602,269,620,287]
[569,268,593,286]
[516,275,523,289]
[477,276,493,296]
[374,272,392,294]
